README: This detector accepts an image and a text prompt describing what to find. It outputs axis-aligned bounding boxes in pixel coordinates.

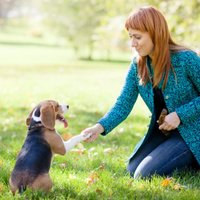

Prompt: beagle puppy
[9,100,90,195]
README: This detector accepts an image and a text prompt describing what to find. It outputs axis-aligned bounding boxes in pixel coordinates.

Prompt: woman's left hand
[159,112,181,131]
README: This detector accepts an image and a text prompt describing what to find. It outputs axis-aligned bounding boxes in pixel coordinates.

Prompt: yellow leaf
[85,172,99,185]
[161,178,172,187]
[104,148,113,154]
[173,184,182,190]
[71,148,85,155]
[0,183,4,192]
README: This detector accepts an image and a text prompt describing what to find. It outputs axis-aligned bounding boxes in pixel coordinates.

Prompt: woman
[81,6,200,178]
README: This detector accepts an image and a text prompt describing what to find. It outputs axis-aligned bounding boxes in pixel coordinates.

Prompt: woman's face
[128,28,154,58]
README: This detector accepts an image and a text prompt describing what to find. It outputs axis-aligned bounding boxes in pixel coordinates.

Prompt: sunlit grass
[0,40,199,199]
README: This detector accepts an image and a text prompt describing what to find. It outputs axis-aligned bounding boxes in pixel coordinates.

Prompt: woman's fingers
[159,112,180,131]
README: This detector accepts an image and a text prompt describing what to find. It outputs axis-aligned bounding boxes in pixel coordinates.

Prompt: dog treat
[157,108,170,136]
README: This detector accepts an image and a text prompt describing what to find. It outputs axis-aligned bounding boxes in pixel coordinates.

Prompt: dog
[9,100,90,195]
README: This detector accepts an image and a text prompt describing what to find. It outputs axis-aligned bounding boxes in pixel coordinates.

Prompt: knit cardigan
[98,50,200,165]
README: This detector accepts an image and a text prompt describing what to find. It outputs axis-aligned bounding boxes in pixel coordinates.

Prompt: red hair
[125,6,186,89]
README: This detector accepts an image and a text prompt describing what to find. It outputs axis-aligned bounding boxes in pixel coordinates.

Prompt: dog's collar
[28,123,44,130]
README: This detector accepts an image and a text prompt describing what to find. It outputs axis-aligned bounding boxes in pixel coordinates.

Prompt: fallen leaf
[94,163,105,171]
[71,148,85,155]
[161,178,172,187]
[127,180,134,187]
[0,183,4,192]
[104,148,113,154]
[59,163,67,168]
[173,184,182,190]
[98,163,105,170]
[88,147,96,152]
[96,188,103,195]
[85,172,99,185]
[69,174,77,180]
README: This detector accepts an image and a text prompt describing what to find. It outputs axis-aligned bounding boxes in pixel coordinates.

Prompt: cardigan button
[165,95,169,100]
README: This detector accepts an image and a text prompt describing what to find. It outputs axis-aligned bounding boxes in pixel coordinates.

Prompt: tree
[35,0,200,58]
[39,0,107,59]
[0,0,19,27]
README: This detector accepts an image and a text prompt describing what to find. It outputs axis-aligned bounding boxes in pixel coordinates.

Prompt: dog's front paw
[81,132,92,140]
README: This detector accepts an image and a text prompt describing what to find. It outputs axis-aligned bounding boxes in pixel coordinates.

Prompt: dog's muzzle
[60,104,69,114]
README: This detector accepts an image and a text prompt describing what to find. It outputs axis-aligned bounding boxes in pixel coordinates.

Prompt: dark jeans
[127,130,198,178]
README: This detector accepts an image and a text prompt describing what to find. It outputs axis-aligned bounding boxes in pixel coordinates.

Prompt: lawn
[0,34,199,200]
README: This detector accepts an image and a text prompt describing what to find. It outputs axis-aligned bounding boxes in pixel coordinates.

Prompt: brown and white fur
[9,100,90,195]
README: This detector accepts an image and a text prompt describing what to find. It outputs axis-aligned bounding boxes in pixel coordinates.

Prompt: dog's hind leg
[31,173,52,192]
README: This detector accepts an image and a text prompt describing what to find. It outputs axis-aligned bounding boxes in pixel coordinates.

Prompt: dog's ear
[40,102,55,130]
[26,107,36,126]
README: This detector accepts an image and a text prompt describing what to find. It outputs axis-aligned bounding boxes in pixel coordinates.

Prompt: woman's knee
[127,160,138,177]
[133,165,153,179]
[127,164,154,179]
[126,158,152,178]
[130,156,160,179]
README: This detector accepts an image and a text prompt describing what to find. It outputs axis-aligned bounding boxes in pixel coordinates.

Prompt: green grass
[0,33,199,200]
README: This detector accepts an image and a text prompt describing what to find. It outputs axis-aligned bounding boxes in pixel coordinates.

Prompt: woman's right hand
[81,123,104,142]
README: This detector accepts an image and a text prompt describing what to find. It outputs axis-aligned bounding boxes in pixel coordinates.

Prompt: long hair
[125,6,187,89]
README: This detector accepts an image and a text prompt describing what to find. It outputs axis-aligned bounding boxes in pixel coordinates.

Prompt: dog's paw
[81,132,92,140]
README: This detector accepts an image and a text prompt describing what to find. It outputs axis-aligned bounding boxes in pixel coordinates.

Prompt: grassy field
[0,32,199,200]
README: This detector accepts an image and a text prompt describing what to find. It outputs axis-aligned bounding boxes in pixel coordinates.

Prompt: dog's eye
[54,104,59,112]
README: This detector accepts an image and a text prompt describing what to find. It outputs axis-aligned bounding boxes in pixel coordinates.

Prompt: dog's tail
[18,184,26,194]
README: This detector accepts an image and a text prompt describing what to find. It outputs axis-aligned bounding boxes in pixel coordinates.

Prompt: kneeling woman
[81,6,200,178]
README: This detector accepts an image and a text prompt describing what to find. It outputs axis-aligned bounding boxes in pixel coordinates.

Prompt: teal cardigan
[98,50,200,165]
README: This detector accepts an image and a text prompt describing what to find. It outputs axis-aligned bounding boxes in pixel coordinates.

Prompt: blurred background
[0,0,199,123]
[0,0,199,62]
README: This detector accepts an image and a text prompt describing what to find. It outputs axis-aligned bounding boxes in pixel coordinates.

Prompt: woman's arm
[82,60,139,140]
[175,51,200,124]
[98,60,139,135]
